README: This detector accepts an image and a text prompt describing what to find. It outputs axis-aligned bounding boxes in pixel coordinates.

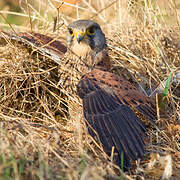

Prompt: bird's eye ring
[87,27,95,35]
[68,28,74,35]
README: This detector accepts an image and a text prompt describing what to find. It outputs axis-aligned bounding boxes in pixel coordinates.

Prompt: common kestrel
[0,20,157,170]
[66,20,157,169]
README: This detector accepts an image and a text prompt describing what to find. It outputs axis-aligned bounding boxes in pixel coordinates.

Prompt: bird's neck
[70,42,111,72]
[91,48,111,71]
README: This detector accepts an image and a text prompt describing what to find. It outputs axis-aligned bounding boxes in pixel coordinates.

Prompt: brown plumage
[77,69,156,169]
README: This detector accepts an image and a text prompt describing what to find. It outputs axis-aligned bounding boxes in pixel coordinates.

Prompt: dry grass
[0,0,180,179]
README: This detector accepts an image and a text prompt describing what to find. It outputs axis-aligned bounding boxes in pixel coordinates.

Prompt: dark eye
[68,28,73,35]
[87,27,95,35]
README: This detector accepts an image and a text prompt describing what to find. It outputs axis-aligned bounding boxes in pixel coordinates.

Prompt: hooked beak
[75,31,85,43]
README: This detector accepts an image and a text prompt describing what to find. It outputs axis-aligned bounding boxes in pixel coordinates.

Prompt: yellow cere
[75,30,85,39]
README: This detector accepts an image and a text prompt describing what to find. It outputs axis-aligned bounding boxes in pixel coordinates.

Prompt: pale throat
[71,41,92,57]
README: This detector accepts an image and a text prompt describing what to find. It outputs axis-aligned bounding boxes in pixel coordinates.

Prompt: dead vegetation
[0,0,180,179]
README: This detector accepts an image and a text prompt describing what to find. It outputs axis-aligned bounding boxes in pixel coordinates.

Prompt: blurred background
[0,0,180,34]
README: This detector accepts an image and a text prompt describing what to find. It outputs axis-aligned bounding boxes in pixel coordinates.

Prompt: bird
[0,20,157,170]
[65,19,157,170]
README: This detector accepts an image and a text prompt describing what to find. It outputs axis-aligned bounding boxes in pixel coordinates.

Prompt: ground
[0,0,179,179]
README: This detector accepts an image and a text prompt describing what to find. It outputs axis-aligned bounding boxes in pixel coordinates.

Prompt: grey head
[67,20,107,53]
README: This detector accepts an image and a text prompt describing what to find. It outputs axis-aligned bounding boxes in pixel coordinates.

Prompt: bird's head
[67,20,107,55]
[66,20,110,71]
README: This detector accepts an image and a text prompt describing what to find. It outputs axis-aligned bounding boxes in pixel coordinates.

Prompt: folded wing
[77,69,156,169]
[0,31,67,64]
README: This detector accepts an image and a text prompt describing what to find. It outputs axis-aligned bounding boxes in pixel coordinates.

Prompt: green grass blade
[163,72,172,97]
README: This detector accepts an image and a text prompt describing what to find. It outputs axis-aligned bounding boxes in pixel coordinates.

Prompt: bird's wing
[77,69,156,169]
[0,31,67,64]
